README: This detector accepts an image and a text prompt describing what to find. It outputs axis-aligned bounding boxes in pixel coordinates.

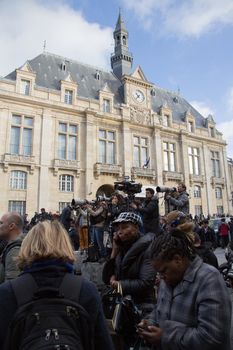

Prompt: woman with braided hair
[138,229,231,350]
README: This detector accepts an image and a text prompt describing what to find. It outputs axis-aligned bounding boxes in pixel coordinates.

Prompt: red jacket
[219,223,229,236]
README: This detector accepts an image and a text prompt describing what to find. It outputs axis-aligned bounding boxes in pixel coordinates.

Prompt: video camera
[156,186,177,193]
[114,178,142,195]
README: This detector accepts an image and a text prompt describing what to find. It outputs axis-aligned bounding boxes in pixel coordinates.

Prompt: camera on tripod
[114,178,142,195]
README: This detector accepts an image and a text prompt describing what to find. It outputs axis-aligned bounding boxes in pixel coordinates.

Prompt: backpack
[4,273,93,350]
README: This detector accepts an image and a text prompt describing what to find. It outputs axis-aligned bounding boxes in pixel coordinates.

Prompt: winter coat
[138,197,159,234]
[230,289,233,350]
[199,226,216,247]
[103,232,156,305]
[60,205,73,232]
[169,191,189,214]
[149,256,231,350]
[0,237,23,283]
[0,261,114,350]
[195,245,219,269]
[219,222,230,236]
[88,206,107,228]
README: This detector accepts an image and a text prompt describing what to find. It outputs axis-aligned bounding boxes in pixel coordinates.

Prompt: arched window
[215,187,222,199]
[10,171,27,190]
[194,185,201,198]
[59,175,74,192]
[122,35,127,45]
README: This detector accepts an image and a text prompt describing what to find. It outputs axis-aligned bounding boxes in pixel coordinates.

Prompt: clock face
[132,89,145,103]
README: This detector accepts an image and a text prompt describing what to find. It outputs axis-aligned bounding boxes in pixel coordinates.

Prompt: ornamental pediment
[131,66,148,82]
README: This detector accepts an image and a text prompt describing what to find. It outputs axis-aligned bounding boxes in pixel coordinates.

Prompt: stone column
[84,111,95,199]
[122,121,131,178]
[202,144,212,215]
[153,127,163,186]
[179,130,189,185]
[38,109,52,210]
[222,146,232,215]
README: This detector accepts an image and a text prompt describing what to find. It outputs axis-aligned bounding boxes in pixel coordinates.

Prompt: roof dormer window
[188,121,194,133]
[61,62,66,71]
[20,79,30,95]
[151,89,155,96]
[95,71,100,80]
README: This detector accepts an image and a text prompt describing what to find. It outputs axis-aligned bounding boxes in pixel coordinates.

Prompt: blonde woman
[0,220,113,350]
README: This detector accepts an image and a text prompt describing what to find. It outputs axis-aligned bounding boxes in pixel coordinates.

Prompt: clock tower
[111,12,133,80]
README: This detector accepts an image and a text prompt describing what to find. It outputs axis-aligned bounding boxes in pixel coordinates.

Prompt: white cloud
[190,100,215,118]
[0,0,113,76]
[121,0,233,37]
[217,119,233,158]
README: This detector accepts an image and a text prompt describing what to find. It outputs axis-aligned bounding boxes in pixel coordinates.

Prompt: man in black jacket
[131,188,159,234]
[60,204,73,232]
[199,219,217,249]
[194,232,218,269]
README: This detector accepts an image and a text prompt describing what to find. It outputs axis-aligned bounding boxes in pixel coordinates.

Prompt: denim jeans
[93,226,106,257]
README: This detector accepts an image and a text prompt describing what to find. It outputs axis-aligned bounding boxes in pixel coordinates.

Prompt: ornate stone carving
[131,167,156,181]
[211,176,225,188]
[53,159,80,177]
[130,106,152,125]
[163,171,184,182]
[94,163,122,179]
[189,174,206,187]
[2,153,35,174]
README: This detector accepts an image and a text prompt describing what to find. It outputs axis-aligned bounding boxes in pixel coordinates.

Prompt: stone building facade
[0,14,232,217]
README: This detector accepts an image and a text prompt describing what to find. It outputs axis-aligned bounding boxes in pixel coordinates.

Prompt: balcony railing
[94,163,123,178]
[131,167,156,180]
[163,171,184,182]
[3,153,35,173]
[53,159,80,177]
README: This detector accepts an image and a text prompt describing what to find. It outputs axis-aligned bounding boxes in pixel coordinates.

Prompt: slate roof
[151,87,206,128]
[115,13,128,33]
[5,51,209,129]
[5,52,123,105]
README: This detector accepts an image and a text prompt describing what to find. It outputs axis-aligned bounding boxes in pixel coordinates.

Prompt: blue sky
[1,0,233,156]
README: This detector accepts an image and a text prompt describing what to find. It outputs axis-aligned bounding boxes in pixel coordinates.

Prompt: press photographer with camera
[86,199,108,262]
[131,188,160,235]
[164,183,189,214]
[60,203,74,232]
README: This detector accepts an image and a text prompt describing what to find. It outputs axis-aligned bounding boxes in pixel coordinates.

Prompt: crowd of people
[0,182,233,349]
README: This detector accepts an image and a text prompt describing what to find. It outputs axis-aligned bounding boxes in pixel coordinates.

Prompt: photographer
[76,205,89,254]
[165,183,189,214]
[87,200,108,262]
[131,188,159,235]
[106,193,126,240]
[60,203,74,232]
